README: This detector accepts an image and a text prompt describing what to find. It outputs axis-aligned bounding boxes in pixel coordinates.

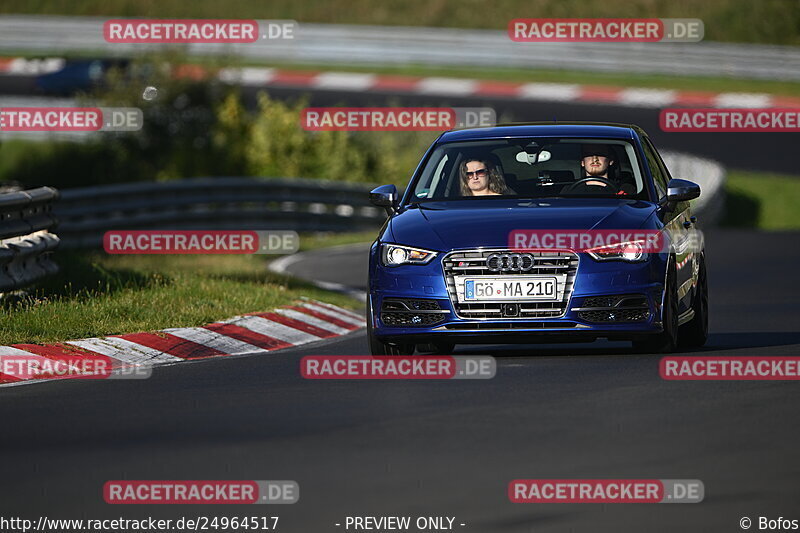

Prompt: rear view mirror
[515,150,551,165]
[369,184,399,216]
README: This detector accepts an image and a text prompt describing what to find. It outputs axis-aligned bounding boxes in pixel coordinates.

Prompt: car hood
[388,198,657,251]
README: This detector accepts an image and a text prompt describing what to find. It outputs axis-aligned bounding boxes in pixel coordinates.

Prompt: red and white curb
[238,69,800,108]
[0,299,365,387]
[2,56,798,109]
[209,65,800,109]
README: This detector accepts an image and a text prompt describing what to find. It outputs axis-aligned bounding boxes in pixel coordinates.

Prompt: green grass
[298,231,376,252]
[722,170,800,230]
[2,0,799,45]
[0,247,363,345]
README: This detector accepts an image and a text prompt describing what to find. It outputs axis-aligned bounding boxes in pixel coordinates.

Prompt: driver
[577,144,635,195]
[580,144,615,186]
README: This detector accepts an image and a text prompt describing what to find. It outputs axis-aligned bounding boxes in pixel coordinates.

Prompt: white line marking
[309,281,367,301]
[313,72,376,91]
[306,299,365,321]
[416,77,478,96]
[518,83,580,101]
[618,88,677,107]
[268,253,306,274]
[218,67,275,85]
[0,377,52,388]
[714,92,772,108]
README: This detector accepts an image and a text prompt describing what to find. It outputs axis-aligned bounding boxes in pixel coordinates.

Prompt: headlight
[587,241,647,262]
[381,244,437,266]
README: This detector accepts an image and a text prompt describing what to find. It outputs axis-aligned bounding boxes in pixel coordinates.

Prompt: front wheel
[632,265,679,354]
[678,256,709,348]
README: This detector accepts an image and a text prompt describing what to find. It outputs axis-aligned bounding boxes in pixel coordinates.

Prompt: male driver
[578,144,635,195]
[580,144,615,186]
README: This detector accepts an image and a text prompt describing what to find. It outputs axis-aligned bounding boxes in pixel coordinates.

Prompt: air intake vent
[380,298,447,327]
[576,294,651,323]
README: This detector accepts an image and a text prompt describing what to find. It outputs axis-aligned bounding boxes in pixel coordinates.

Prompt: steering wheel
[561,177,619,194]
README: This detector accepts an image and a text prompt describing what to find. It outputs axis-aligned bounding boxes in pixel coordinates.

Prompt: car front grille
[442,249,579,319]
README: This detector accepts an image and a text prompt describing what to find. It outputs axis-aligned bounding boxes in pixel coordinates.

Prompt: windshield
[410,138,649,203]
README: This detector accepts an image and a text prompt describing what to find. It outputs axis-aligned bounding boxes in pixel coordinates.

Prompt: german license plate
[463,276,558,301]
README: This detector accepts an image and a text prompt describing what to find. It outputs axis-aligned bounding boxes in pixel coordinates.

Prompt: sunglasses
[465,168,488,178]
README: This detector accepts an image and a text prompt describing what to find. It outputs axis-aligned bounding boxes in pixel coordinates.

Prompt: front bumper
[369,246,668,344]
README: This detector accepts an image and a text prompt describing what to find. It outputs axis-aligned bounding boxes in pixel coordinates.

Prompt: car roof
[438,122,642,143]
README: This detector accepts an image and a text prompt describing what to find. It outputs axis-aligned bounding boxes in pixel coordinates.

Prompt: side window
[642,137,668,199]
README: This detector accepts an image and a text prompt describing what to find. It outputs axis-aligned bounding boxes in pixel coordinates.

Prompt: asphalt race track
[1,229,799,532]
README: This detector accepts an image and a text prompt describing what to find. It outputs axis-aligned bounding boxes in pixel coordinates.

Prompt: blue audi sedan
[367,123,708,355]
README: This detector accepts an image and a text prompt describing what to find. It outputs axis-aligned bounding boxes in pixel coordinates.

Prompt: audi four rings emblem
[486,253,535,272]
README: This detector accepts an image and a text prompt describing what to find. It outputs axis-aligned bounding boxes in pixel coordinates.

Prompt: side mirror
[369,184,399,216]
[666,179,701,202]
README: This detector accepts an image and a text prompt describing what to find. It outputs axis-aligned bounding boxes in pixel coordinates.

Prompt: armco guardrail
[1,17,799,81]
[54,177,384,249]
[0,187,60,291]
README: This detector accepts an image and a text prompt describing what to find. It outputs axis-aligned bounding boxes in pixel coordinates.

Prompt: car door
[642,136,697,314]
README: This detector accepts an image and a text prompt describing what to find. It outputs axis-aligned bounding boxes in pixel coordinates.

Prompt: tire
[366,298,415,356]
[632,264,679,354]
[678,256,709,348]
